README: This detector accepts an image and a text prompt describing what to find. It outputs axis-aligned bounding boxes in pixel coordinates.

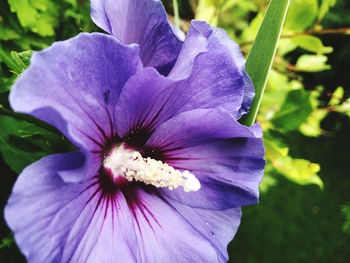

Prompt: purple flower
[4,0,265,262]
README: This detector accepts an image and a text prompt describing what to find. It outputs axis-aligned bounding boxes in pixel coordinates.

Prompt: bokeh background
[0,0,349,262]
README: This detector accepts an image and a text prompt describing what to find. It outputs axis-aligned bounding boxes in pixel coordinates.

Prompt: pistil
[103,143,201,192]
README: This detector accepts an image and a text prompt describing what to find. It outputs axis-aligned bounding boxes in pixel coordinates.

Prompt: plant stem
[172,0,180,28]
[240,27,350,47]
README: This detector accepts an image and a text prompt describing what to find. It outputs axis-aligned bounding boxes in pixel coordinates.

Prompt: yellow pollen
[103,143,201,192]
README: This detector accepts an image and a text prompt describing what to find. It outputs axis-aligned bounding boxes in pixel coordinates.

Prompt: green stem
[240,27,350,47]
[172,0,180,28]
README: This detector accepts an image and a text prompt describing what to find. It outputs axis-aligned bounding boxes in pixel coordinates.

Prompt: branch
[240,27,350,47]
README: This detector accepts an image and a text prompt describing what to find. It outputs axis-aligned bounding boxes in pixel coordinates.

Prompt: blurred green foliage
[0,113,75,173]
[0,0,349,262]
[342,203,350,235]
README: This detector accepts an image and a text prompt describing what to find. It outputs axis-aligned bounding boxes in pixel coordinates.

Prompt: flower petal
[169,20,254,118]
[90,0,183,75]
[166,199,242,262]
[114,60,249,140]
[127,189,222,262]
[114,67,174,139]
[5,152,238,262]
[10,33,141,151]
[5,152,139,263]
[114,21,253,137]
[145,107,265,210]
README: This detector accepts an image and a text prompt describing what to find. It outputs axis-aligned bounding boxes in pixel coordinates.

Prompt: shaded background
[0,0,349,262]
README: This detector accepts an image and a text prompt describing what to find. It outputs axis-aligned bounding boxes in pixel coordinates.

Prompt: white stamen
[103,143,201,192]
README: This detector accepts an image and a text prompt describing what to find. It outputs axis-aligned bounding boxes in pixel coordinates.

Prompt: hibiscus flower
[5,0,265,262]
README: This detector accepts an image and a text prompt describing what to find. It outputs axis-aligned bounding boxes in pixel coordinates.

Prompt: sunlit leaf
[299,109,328,137]
[221,0,240,12]
[329,86,344,106]
[13,35,49,50]
[240,11,264,42]
[298,87,327,137]
[335,99,350,117]
[264,137,323,189]
[8,0,59,36]
[319,0,337,22]
[277,38,297,56]
[284,0,318,32]
[295,54,331,72]
[291,35,333,54]
[264,138,289,160]
[274,157,323,189]
[263,70,293,105]
[0,22,20,41]
[272,89,313,131]
[195,0,220,26]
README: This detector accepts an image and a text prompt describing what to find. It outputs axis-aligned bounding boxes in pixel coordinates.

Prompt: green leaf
[63,0,78,8]
[264,137,323,189]
[277,38,298,56]
[300,86,348,136]
[341,203,350,235]
[0,22,20,41]
[264,134,289,159]
[318,0,337,22]
[11,50,34,71]
[291,35,333,54]
[8,0,59,37]
[8,0,38,30]
[329,93,350,117]
[221,0,241,12]
[275,157,323,189]
[0,75,16,93]
[13,35,49,50]
[0,234,14,249]
[329,86,344,106]
[284,0,318,32]
[299,109,328,136]
[0,45,23,74]
[336,103,350,117]
[262,70,292,106]
[240,11,264,43]
[295,54,331,72]
[0,48,33,92]
[272,89,313,131]
[195,0,220,26]
[0,113,75,173]
[240,0,291,126]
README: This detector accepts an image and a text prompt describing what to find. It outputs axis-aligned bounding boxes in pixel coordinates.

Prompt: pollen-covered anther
[103,143,201,192]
